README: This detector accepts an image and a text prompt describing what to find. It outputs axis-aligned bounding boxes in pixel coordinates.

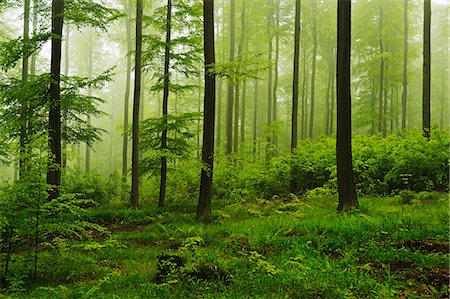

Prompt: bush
[213,128,448,200]
[62,171,120,204]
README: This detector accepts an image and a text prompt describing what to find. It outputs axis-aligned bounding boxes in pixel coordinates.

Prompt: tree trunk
[330,53,335,134]
[301,39,308,140]
[226,0,235,154]
[130,0,142,208]
[47,0,64,201]
[85,31,93,173]
[122,0,132,201]
[401,0,408,129]
[422,0,431,138]
[61,24,69,173]
[19,0,30,180]
[336,0,358,211]
[197,0,216,221]
[291,0,301,152]
[233,81,239,153]
[30,0,38,76]
[159,0,172,207]
[309,0,317,139]
[325,59,332,136]
[273,0,280,124]
[378,5,384,135]
[253,79,258,154]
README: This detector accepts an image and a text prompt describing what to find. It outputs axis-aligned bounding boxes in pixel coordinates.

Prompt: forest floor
[22,193,449,298]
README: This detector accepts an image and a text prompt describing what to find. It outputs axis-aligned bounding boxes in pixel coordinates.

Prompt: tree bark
[336,0,358,211]
[197,0,216,221]
[61,24,69,172]
[85,31,93,173]
[159,0,172,207]
[47,0,64,201]
[252,79,258,154]
[378,5,385,135]
[422,0,431,138]
[291,0,301,152]
[401,0,408,129]
[130,0,142,208]
[122,0,132,201]
[226,0,235,154]
[19,0,30,180]
[309,0,317,139]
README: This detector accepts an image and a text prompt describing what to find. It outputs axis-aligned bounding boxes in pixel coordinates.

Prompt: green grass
[5,193,450,298]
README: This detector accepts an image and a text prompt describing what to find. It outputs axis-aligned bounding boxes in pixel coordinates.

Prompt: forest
[0,0,448,297]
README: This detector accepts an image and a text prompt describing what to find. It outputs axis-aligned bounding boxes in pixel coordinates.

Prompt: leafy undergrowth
[12,193,450,298]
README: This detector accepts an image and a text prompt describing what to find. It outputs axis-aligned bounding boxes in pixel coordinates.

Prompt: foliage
[139,112,201,176]
[62,171,120,205]
[8,195,448,298]
[212,129,448,200]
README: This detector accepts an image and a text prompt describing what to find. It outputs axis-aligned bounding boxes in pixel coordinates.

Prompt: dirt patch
[394,240,449,254]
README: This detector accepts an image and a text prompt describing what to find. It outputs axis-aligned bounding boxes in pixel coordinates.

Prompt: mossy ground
[7,193,450,298]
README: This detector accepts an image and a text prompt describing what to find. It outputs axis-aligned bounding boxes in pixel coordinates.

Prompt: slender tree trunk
[309,0,317,139]
[378,5,385,135]
[383,83,387,137]
[233,81,239,153]
[122,0,132,201]
[267,2,273,129]
[390,86,394,133]
[217,75,222,147]
[330,53,335,134]
[422,0,431,138]
[226,0,235,154]
[401,0,408,129]
[273,0,280,124]
[239,0,247,146]
[336,0,358,211]
[253,79,258,154]
[325,59,332,136]
[47,0,64,201]
[30,0,38,76]
[197,0,215,221]
[266,0,274,162]
[215,1,222,148]
[291,0,301,152]
[240,80,246,144]
[159,0,172,207]
[290,0,301,193]
[130,0,142,208]
[85,31,93,173]
[19,0,30,180]
[301,39,308,140]
[61,24,69,173]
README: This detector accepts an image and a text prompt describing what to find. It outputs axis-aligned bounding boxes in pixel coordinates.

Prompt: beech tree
[336,0,358,211]
[130,0,142,208]
[197,0,215,221]
[47,0,64,201]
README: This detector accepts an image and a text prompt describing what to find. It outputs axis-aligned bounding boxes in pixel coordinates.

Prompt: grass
[5,192,450,298]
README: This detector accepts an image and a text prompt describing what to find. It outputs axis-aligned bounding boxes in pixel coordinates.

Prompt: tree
[47,0,64,201]
[336,0,358,211]
[226,0,235,154]
[309,0,317,139]
[401,0,408,129]
[122,0,132,201]
[197,0,215,221]
[291,0,301,153]
[19,0,31,179]
[422,0,430,138]
[130,0,142,208]
[159,0,172,207]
